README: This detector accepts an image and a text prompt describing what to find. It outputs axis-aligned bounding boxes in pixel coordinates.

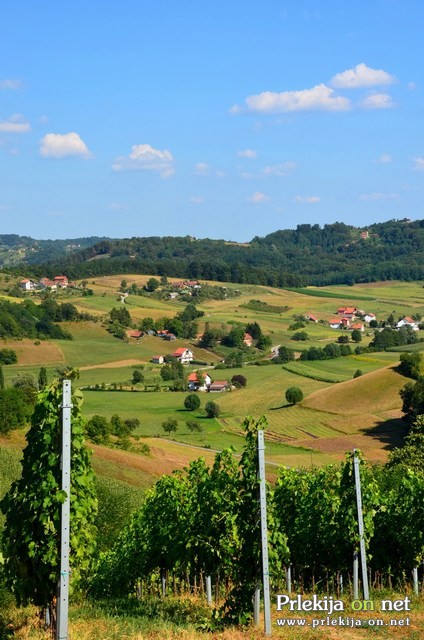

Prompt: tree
[38,366,48,390]
[277,346,295,363]
[86,414,110,444]
[0,365,4,390]
[186,420,203,432]
[291,331,309,341]
[351,329,362,343]
[399,352,422,380]
[145,277,160,292]
[0,379,97,622]
[353,369,363,378]
[162,418,178,433]
[0,348,17,364]
[132,369,144,384]
[285,386,304,405]
[184,394,201,411]
[231,374,247,388]
[337,335,349,344]
[205,401,220,418]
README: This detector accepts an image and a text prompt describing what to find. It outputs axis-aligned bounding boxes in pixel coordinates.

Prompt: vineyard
[1,381,424,638]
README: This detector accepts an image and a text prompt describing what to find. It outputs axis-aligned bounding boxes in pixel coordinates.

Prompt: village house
[127,330,143,339]
[350,322,365,332]
[397,317,419,331]
[53,275,69,288]
[39,278,57,290]
[337,307,357,319]
[304,313,318,322]
[151,355,165,364]
[364,313,376,324]
[243,332,254,347]
[209,380,230,392]
[19,279,38,291]
[188,372,212,391]
[329,318,342,329]
[172,347,194,363]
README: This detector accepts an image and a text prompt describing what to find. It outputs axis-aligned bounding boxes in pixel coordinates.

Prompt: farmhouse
[397,317,419,331]
[127,330,143,339]
[151,355,165,364]
[364,313,376,323]
[209,380,230,392]
[39,278,57,290]
[172,347,194,363]
[54,275,69,288]
[19,279,38,291]
[305,313,318,322]
[350,323,364,332]
[337,307,357,319]
[188,372,212,391]
[243,332,254,347]
[329,318,342,329]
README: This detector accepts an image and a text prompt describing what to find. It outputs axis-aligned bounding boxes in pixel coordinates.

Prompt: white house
[364,313,376,324]
[397,317,419,331]
[329,318,342,329]
[172,347,194,364]
[19,279,38,291]
[151,355,165,364]
[188,372,212,391]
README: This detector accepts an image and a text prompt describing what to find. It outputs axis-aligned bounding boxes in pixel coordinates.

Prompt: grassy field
[2,276,423,468]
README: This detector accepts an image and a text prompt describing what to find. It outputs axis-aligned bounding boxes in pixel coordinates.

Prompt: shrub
[132,369,144,384]
[353,369,363,378]
[291,331,309,341]
[0,349,17,365]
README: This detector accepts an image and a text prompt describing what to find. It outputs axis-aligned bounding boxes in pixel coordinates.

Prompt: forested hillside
[0,234,107,267]
[7,218,424,287]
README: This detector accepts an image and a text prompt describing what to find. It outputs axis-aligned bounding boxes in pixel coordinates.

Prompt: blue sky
[1,0,423,241]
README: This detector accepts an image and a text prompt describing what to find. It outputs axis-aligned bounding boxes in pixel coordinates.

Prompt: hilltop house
[350,323,365,332]
[127,330,143,339]
[329,318,342,329]
[337,307,357,319]
[172,347,194,364]
[39,278,57,290]
[54,275,68,288]
[151,355,165,364]
[304,313,318,322]
[188,372,212,391]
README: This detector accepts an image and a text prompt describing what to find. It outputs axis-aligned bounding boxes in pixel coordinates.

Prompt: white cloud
[237,149,257,158]
[331,63,396,89]
[190,195,204,204]
[0,78,22,90]
[295,195,321,203]
[0,114,30,133]
[413,157,424,171]
[360,93,395,109]
[235,84,351,114]
[247,191,269,203]
[359,192,399,201]
[108,202,129,210]
[40,132,92,158]
[194,162,224,177]
[263,162,297,176]
[408,82,417,91]
[112,144,174,177]
[374,154,392,164]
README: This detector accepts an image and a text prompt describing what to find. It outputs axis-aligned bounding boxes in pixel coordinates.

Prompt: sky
[1,0,424,241]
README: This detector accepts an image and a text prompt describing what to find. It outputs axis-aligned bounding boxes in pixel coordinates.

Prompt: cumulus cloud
[360,93,395,109]
[330,63,396,89]
[295,195,321,203]
[0,114,30,133]
[0,79,22,90]
[233,84,351,114]
[359,192,399,201]
[263,162,297,176]
[374,154,392,164]
[237,149,257,158]
[247,191,269,203]
[112,144,174,177]
[413,157,424,171]
[40,132,92,158]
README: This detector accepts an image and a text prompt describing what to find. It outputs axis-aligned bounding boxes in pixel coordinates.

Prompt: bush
[0,349,17,365]
[86,415,110,443]
[205,401,220,418]
[285,386,304,405]
[184,394,201,411]
[132,369,144,384]
[231,374,247,388]
[162,418,178,433]
[291,331,309,341]
[353,369,363,378]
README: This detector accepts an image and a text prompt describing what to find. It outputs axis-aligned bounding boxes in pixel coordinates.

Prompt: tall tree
[38,366,48,390]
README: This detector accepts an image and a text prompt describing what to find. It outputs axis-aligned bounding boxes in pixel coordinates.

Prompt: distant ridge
[4,218,424,288]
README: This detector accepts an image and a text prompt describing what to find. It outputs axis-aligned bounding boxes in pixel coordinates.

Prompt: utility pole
[57,380,72,640]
